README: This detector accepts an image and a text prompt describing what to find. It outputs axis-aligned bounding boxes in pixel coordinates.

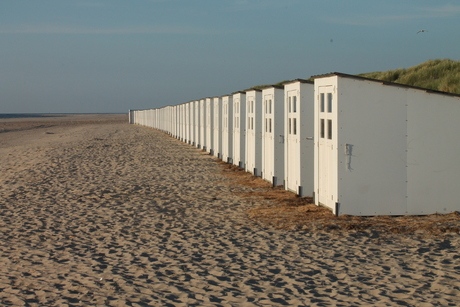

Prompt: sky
[1,0,459,113]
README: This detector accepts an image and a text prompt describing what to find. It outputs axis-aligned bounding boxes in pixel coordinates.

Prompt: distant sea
[0,113,123,119]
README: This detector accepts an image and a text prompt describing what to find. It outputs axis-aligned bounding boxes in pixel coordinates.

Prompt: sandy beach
[0,114,459,306]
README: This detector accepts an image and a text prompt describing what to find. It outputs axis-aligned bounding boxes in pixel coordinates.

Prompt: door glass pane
[269,118,272,133]
[293,118,297,135]
[269,100,272,114]
[320,94,325,112]
[327,93,333,113]
[293,96,297,113]
[320,119,325,138]
[289,118,291,134]
[288,97,291,113]
[327,119,332,139]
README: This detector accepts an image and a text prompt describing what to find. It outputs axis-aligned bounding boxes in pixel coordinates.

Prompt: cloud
[221,0,300,12]
[0,24,218,35]
[420,4,460,16]
[325,4,460,27]
[74,1,106,8]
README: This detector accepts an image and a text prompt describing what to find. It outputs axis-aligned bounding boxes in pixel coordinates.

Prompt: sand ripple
[0,118,459,306]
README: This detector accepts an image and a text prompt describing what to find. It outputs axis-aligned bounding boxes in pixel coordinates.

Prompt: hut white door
[233,98,240,166]
[317,86,336,209]
[285,90,300,193]
[246,98,255,173]
[263,95,274,181]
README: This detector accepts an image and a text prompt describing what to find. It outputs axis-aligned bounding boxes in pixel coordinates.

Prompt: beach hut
[261,86,285,186]
[232,91,246,168]
[178,104,183,139]
[168,106,175,136]
[199,99,206,149]
[131,110,137,125]
[221,95,233,164]
[136,109,143,126]
[283,79,315,197]
[213,97,222,159]
[205,98,214,154]
[142,109,148,127]
[194,100,200,148]
[180,103,187,143]
[157,107,162,131]
[166,106,172,137]
[162,106,167,132]
[134,109,139,125]
[149,109,155,129]
[313,72,460,216]
[174,105,180,139]
[142,109,146,127]
[168,106,173,137]
[184,102,190,144]
[245,89,263,176]
[152,108,157,129]
[189,101,196,146]
[128,110,134,124]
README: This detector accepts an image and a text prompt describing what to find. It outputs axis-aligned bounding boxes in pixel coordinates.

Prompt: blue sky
[1,0,459,113]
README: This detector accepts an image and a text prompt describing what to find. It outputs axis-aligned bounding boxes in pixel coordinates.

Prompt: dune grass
[358,59,460,94]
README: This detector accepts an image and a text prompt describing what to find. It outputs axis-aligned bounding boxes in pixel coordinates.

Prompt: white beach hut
[144,109,149,127]
[188,101,194,144]
[128,110,134,124]
[174,105,180,139]
[166,106,172,137]
[135,109,141,126]
[313,72,460,216]
[213,97,222,159]
[136,109,143,126]
[199,99,206,150]
[261,86,285,186]
[221,95,233,164]
[205,97,214,154]
[162,106,168,133]
[283,79,315,197]
[232,91,247,168]
[180,103,186,141]
[158,108,163,130]
[194,100,200,148]
[174,105,179,139]
[149,109,155,129]
[130,110,136,125]
[189,101,196,146]
[173,104,179,138]
[141,109,148,127]
[245,89,263,176]
[168,106,177,136]
[184,102,190,144]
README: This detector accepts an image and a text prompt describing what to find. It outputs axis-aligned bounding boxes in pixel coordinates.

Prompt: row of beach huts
[129,72,460,216]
